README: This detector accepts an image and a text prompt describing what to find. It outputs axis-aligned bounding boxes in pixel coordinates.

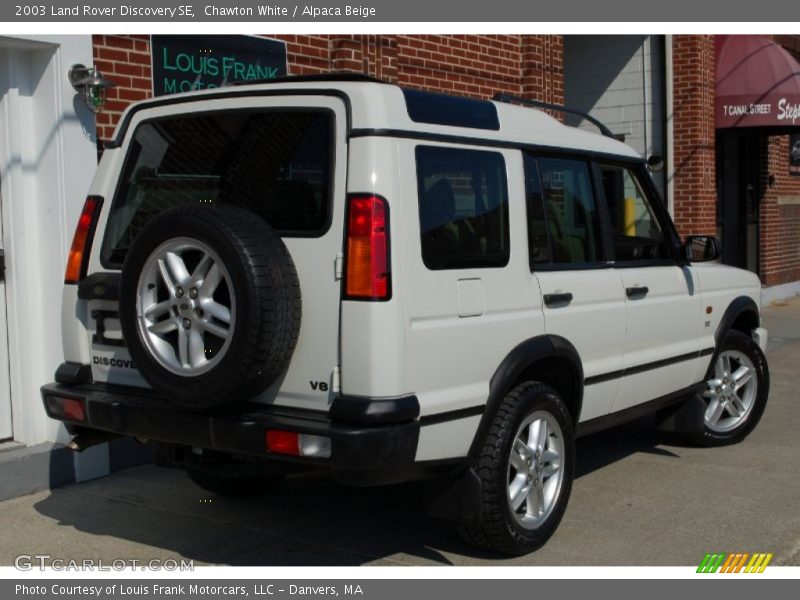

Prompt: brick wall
[278,34,333,75]
[90,33,800,288]
[760,35,800,286]
[396,35,521,96]
[521,35,564,107]
[92,35,152,140]
[92,34,564,140]
[760,134,800,286]
[671,35,717,237]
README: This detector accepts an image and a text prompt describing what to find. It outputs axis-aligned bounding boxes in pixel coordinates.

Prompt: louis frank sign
[151,34,288,96]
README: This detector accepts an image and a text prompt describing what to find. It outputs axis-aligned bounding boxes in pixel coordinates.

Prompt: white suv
[42,74,769,555]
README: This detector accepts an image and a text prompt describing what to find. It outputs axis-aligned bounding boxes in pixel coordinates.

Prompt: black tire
[696,330,769,446]
[459,382,575,555]
[187,469,285,497]
[119,204,301,410]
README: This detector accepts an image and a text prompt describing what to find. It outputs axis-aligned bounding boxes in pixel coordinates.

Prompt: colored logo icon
[697,552,774,573]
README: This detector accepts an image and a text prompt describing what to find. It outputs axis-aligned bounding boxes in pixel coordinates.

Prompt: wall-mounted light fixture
[68,64,116,114]
[647,154,665,172]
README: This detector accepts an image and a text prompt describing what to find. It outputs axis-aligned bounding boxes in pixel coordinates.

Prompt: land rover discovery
[42,74,769,555]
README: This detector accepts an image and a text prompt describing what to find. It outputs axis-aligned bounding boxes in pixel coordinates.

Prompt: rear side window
[103,110,332,266]
[416,146,509,270]
[403,88,500,130]
[527,156,604,266]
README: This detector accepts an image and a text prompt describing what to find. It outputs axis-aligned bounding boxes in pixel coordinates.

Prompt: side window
[532,156,605,265]
[416,146,509,270]
[599,164,668,261]
[525,156,550,265]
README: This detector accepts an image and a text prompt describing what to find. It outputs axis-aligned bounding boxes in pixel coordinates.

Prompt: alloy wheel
[135,237,236,376]
[507,410,565,529]
[703,349,758,433]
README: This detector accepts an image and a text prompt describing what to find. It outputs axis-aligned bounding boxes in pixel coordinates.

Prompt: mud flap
[656,393,706,435]
[425,466,484,524]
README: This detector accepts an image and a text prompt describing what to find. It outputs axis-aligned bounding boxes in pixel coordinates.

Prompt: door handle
[543,292,573,307]
[626,286,649,299]
[0,250,5,282]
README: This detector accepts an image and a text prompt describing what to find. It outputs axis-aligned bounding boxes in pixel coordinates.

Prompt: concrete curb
[0,438,153,502]
[763,282,800,305]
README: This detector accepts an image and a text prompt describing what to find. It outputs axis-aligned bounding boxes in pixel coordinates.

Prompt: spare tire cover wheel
[118,204,301,409]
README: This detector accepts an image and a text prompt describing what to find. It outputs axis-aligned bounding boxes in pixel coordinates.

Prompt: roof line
[493,92,616,139]
[229,72,388,87]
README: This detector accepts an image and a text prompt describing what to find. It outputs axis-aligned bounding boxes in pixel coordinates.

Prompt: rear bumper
[41,382,420,484]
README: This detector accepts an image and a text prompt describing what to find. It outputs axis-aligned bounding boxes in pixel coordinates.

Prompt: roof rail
[229,72,387,87]
[492,92,615,139]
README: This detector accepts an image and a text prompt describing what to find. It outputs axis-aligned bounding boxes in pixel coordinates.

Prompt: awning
[715,35,800,129]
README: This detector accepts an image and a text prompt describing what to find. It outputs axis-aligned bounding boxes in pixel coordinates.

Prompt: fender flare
[715,296,760,344]
[706,295,760,377]
[468,334,583,456]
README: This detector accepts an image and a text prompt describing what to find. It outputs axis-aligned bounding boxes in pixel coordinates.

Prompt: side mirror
[646,154,664,172]
[683,235,720,263]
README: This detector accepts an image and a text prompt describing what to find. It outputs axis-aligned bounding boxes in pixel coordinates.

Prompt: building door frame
[0,35,96,446]
[716,129,762,275]
[0,180,12,441]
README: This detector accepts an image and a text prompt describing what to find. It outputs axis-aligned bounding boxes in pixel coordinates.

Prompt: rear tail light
[265,430,299,455]
[265,430,331,458]
[64,196,103,284]
[44,395,86,422]
[344,195,390,300]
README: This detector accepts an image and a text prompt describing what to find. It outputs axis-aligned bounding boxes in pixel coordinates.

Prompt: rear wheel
[460,382,575,555]
[698,330,769,446]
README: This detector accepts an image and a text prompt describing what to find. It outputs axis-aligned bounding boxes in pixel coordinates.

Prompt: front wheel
[459,382,575,555]
[699,330,769,446]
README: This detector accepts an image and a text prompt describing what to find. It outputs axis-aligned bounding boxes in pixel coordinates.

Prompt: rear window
[416,146,509,270]
[102,109,333,266]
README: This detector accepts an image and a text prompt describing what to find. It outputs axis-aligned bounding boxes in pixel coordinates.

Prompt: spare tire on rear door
[118,204,301,410]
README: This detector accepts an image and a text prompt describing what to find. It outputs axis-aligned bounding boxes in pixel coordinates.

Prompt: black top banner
[5,0,800,21]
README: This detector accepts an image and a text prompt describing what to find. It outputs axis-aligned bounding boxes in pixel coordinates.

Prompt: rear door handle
[626,286,649,299]
[543,292,573,307]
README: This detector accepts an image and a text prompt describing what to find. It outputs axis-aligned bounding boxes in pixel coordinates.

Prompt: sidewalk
[1,298,799,566]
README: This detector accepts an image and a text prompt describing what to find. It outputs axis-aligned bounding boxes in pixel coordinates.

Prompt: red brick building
[92,34,800,298]
[91,34,565,139]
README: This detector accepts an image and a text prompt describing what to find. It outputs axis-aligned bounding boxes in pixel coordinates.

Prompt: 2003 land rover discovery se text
[42,75,769,555]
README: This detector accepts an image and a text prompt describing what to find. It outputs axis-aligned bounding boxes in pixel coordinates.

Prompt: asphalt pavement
[1,298,799,566]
